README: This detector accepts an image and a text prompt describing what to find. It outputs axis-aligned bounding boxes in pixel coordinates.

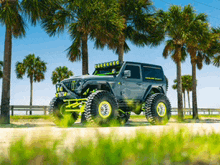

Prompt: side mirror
[123,70,131,78]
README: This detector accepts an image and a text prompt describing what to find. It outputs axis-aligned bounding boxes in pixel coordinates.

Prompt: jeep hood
[62,75,115,82]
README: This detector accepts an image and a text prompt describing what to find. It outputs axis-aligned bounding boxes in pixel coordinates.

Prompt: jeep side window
[124,65,140,79]
[143,66,163,81]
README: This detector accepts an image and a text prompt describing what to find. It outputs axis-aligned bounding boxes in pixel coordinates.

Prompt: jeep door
[119,64,145,100]
[141,65,165,95]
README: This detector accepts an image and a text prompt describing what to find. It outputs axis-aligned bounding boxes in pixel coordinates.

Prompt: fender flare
[82,81,114,95]
[142,85,165,102]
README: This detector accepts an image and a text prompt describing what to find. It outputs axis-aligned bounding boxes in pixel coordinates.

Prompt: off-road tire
[145,93,171,125]
[117,111,130,124]
[49,97,79,123]
[84,90,118,124]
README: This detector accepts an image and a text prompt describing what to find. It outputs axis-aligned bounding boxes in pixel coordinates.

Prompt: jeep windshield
[93,66,122,76]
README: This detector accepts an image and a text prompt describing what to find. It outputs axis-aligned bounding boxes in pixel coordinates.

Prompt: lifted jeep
[49,61,171,125]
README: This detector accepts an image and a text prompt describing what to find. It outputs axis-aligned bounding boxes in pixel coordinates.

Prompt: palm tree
[172,75,194,116]
[185,6,212,119]
[0,61,3,79]
[41,0,124,75]
[172,76,188,108]
[95,0,165,62]
[159,5,197,121]
[183,75,193,109]
[15,54,47,115]
[51,66,73,85]
[0,0,57,123]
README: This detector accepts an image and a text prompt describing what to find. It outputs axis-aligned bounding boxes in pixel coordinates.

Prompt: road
[0,118,220,157]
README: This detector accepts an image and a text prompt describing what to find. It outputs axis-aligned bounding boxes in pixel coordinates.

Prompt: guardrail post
[208,109,211,115]
[11,106,14,116]
[43,106,46,115]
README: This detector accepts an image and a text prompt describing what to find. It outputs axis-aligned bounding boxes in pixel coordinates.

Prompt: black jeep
[49,61,171,125]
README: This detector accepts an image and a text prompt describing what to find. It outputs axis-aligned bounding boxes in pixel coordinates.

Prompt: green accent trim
[62,98,88,113]
[145,77,162,81]
[83,88,90,95]
[65,109,82,112]
[118,109,125,114]
[96,74,107,76]
[64,98,88,102]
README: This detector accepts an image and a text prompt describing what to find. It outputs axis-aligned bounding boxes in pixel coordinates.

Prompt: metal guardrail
[6,105,49,116]
[171,108,220,115]
[0,106,220,116]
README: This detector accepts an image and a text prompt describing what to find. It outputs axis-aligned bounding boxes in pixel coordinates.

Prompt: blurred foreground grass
[1,128,220,164]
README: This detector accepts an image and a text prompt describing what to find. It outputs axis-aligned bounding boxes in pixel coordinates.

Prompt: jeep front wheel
[85,91,118,124]
[145,93,171,125]
[49,97,79,124]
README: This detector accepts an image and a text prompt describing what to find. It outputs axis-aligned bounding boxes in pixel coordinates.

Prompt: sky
[0,0,220,109]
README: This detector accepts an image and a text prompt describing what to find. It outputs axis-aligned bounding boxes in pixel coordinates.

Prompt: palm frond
[94,39,105,50]
[12,12,26,38]
[196,51,203,70]
[163,40,174,59]
[213,55,220,67]
[181,46,187,62]
[66,35,81,62]
[15,61,26,79]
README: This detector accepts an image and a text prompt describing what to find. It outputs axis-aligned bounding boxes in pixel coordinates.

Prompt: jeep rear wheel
[145,93,171,125]
[85,91,118,124]
[49,97,79,124]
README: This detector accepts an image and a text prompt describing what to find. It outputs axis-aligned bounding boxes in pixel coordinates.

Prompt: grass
[11,114,220,120]
[130,114,220,120]
[11,115,52,120]
[1,129,220,164]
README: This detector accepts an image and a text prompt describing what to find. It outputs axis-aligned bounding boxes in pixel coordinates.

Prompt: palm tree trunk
[183,91,186,108]
[0,26,12,124]
[176,48,183,121]
[81,34,88,75]
[30,76,33,115]
[187,90,190,109]
[118,35,125,62]
[192,62,198,119]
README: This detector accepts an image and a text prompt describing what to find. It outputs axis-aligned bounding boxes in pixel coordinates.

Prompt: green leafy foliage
[95,0,165,61]
[51,66,73,85]
[41,0,125,74]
